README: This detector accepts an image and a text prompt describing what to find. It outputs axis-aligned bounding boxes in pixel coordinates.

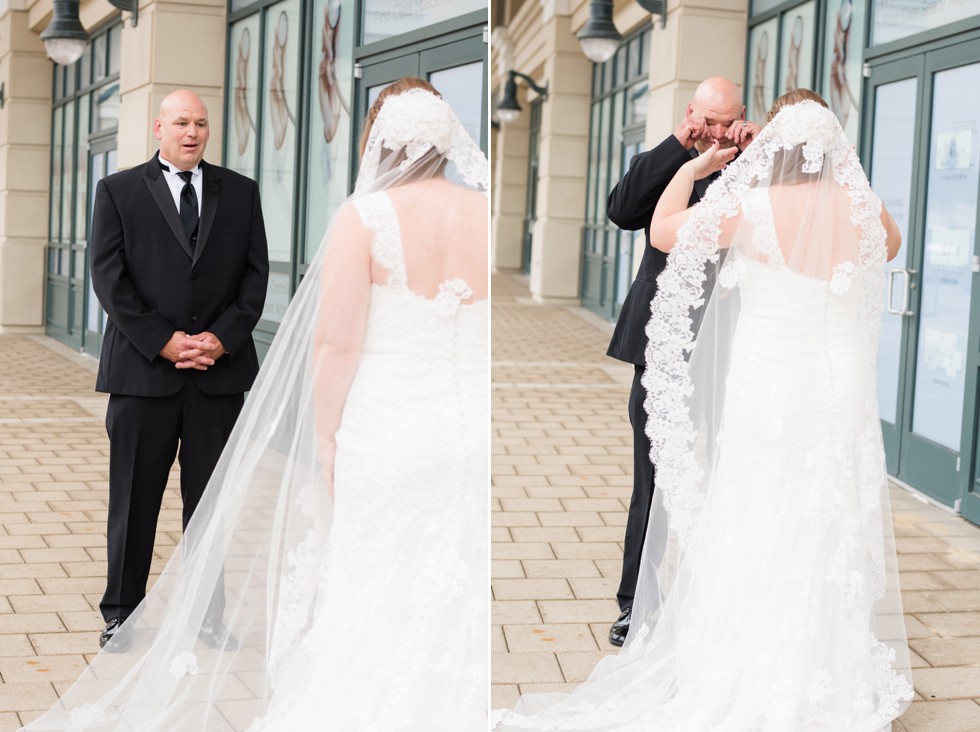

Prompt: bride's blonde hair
[766,88,829,122]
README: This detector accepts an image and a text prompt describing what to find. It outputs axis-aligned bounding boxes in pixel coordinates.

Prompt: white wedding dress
[22,88,488,732]
[248,191,488,731]
[494,103,912,731]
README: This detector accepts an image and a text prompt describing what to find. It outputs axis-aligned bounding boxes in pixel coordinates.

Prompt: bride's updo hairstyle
[765,88,832,185]
[766,87,829,122]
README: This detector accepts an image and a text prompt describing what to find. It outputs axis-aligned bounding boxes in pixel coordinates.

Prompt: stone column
[0,4,52,332]
[527,0,590,302]
[117,0,227,170]
[491,90,531,273]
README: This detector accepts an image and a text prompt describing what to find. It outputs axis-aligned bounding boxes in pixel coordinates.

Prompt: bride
[22,78,488,731]
[493,90,913,731]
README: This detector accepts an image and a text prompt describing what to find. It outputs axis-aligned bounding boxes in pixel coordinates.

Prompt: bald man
[605,77,760,645]
[90,90,269,651]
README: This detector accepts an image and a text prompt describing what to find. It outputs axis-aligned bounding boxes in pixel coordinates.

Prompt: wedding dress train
[493,102,913,732]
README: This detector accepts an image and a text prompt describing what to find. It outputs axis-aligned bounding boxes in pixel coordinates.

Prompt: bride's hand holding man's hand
[685,140,737,180]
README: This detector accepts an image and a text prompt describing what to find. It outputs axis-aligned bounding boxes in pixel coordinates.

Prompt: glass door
[867,39,980,513]
[865,57,923,476]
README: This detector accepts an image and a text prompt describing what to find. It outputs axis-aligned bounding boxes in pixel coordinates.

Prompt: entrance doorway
[866,38,980,524]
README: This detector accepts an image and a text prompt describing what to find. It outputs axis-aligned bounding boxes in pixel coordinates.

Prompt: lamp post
[496,70,549,124]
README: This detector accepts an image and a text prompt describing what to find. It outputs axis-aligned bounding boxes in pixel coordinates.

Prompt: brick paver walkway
[491,273,980,731]
[0,335,182,730]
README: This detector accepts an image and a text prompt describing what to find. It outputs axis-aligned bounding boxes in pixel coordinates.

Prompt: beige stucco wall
[491,0,750,305]
[0,0,227,333]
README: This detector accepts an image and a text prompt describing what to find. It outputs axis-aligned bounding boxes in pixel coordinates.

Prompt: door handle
[887,268,914,316]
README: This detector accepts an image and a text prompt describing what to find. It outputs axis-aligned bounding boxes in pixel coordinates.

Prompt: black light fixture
[41,0,139,67]
[40,0,89,66]
[496,70,549,124]
[578,0,667,64]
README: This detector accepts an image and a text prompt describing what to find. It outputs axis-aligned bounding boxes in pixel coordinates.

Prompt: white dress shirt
[158,156,204,220]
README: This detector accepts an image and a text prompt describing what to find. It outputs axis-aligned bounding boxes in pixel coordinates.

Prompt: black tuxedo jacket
[91,153,269,397]
[605,135,715,366]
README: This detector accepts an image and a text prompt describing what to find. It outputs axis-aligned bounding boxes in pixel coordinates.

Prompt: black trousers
[100,378,243,621]
[617,364,656,611]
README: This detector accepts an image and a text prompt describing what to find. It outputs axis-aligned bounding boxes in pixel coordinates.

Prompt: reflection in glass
[361,0,485,45]
[871,78,916,425]
[911,63,980,451]
[76,94,90,243]
[94,84,120,132]
[93,32,107,82]
[430,61,483,145]
[872,0,980,47]
[50,107,63,243]
[87,153,105,335]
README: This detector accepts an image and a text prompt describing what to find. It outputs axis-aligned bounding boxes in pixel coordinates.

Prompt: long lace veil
[24,88,487,731]
[494,101,912,730]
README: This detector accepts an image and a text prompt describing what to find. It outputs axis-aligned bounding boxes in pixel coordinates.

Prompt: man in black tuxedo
[90,90,269,651]
[605,77,759,645]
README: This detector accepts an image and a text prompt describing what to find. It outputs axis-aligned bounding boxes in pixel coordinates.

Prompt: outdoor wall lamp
[496,70,549,124]
[41,0,138,67]
[578,0,666,64]
[40,0,89,66]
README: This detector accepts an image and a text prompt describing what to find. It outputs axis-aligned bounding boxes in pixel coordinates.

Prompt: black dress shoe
[199,619,239,651]
[609,607,631,647]
[99,616,132,653]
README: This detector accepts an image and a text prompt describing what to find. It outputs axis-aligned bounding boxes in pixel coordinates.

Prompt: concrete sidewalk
[491,273,980,731]
[0,335,182,730]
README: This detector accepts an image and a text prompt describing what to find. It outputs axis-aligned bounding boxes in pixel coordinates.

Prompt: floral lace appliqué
[352,193,407,290]
[170,650,199,679]
[433,278,474,317]
[70,702,106,726]
[829,261,856,294]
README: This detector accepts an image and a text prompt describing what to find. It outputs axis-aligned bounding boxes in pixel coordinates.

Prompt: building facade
[0,0,487,356]
[491,0,980,525]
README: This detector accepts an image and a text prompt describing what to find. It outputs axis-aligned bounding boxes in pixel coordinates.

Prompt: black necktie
[176,170,199,244]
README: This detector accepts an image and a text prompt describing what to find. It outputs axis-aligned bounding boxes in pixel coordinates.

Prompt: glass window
[75,94,90,242]
[108,24,122,75]
[50,108,63,243]
[747,17,778,123]
[910,62,980,450]
[872,0,980,46]
[227,16,261,180]
[305,0,355,261]
[752,0,785,14]
[361,0,486,45]
[778,1,815,93]
[62,101,76,243]
[821,0,865,145]
[93,83,120,132]
[93,31,108,82]
[260,0,301,265]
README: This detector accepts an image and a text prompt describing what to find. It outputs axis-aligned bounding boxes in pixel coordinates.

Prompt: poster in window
[229,16,260,179]
[747,18,777,124]
[260,0,301,264]
[779,2,815,95]
[822,0,865,145]
[305,0,355,261]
